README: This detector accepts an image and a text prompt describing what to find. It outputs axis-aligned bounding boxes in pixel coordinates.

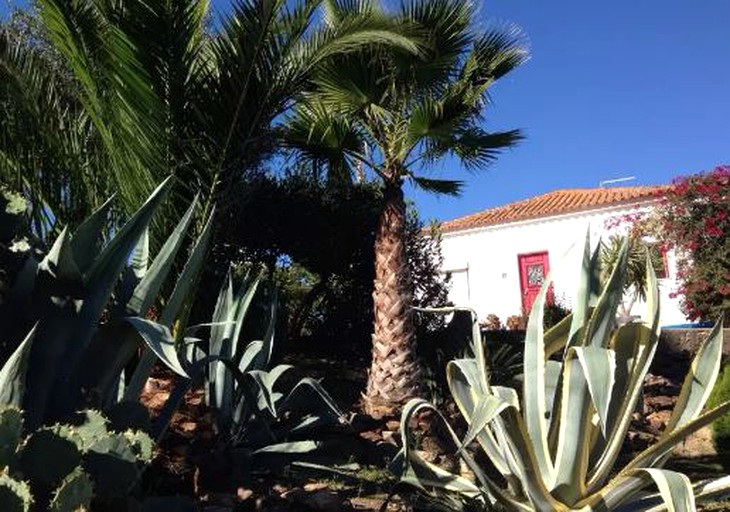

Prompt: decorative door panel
[518,252,552,314]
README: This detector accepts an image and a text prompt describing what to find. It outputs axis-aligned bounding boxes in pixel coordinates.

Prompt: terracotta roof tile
[440,185,669,233]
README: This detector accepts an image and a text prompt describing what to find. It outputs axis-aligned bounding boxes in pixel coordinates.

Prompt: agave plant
[126,269,346,468]
[395,236,730,511]
[0,177,213,429]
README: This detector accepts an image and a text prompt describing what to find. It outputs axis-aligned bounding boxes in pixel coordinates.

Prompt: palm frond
[410,175,463,196]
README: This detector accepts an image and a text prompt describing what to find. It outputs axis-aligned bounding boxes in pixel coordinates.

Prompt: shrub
[480,314,501,331]
[394,235,730,511]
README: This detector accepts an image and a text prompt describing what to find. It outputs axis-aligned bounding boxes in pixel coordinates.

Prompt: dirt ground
[137,350,730,511]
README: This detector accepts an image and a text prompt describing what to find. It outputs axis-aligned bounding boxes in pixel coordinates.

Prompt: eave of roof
[439,185,670,233]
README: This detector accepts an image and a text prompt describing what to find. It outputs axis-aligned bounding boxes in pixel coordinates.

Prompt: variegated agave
[395,236,730,511]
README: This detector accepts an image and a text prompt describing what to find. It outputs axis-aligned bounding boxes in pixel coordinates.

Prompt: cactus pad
[0,407,23,469]
[0,471,32,512]
[48,466,93,512]
[20,425,82,487]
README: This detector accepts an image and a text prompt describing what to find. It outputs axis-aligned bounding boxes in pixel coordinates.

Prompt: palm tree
[285,0,528,415]
[0,0,418,244]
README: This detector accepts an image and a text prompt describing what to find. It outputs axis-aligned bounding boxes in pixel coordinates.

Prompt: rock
[237,487,254,500]
[385,420,400,431]
[646,410,672,435]
[381,430,400,445]
[303,482,329,492]
[645,395,676,411]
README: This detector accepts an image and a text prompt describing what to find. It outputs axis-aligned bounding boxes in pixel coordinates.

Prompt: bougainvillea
[603,166,729,322]
[662,166,730,321]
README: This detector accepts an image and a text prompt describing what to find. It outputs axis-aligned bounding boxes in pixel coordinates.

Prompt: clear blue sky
[409,0,730,223]
[3,1,729,224]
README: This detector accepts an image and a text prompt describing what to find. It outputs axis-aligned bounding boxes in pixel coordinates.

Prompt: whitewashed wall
[439,201,687,327]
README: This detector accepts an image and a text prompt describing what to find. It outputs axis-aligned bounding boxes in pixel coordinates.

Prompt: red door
[518,252,552,314]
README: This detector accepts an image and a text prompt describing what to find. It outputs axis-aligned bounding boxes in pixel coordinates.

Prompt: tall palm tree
[285,0,528,415]
[0,0,417,243]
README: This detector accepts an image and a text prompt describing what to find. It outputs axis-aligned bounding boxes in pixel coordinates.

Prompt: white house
[438,185,687,327]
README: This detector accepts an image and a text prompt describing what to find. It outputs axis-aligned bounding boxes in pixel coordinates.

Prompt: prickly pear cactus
[0,406,154,510]
[20,425,83,488]
[47,467,93,512]
[0,407,23,469]
[0,471,32,512]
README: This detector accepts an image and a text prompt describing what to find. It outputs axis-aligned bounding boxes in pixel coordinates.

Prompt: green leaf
[128,195,199,316]
[0,326,35,407]
[522,272,555,484]
[666,321,724,433]
[573,346,616,435]
[126,318,188,377]
[70,195,114,275]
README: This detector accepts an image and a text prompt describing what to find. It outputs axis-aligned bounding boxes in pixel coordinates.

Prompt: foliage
[659,167,730,322]
[600,234,664,318]
[542,295,571,330]
[0,406,153,511]
[480,314,502,331]
[1,0,417,248]
[0,178,212,430]
[394,235,730,511]
[410,211,452,334]
[127,269,348,472]
[707,362,730,469]
[285,0,527,410]
[226,173,450,356]
[607,166,730,322]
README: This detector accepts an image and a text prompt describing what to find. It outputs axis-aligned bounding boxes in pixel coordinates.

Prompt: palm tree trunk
[364,182,422,417]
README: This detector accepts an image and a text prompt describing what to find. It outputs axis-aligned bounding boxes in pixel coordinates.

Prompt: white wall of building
[440,202,687,327]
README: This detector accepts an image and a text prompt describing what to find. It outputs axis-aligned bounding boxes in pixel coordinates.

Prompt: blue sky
[4,1,729,224]
[409,0,730,222]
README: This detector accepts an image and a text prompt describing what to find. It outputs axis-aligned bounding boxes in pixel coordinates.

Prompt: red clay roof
[440,185,669,233]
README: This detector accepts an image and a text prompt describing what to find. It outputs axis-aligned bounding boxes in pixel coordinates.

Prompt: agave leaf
[522,272,555,484]
[0,325,36,407]
[567,232,593,348]
[61,177,172,382]
[127,194,199,316]
[279,377,345,424]
[128,228,149,280]
[583,237,628,348]
[588,256,661,491]
[126,318,188,377]
[552,349,592,505]
[544,313,572,358]
[158,207,214,327]
[247,370,279,417]
[636,468,695,512]
[38,227,82,294]
[665,321,724,433]
[125,208,214,400]
[251,440,320,455]
[230,271,263,359]
[458,394,513,453]
[448,359,510,475]
[397,399,535,510]
[573,346,616,435]
[70,195,114,275]
[72,321,139,406]
[239,340,264,374]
